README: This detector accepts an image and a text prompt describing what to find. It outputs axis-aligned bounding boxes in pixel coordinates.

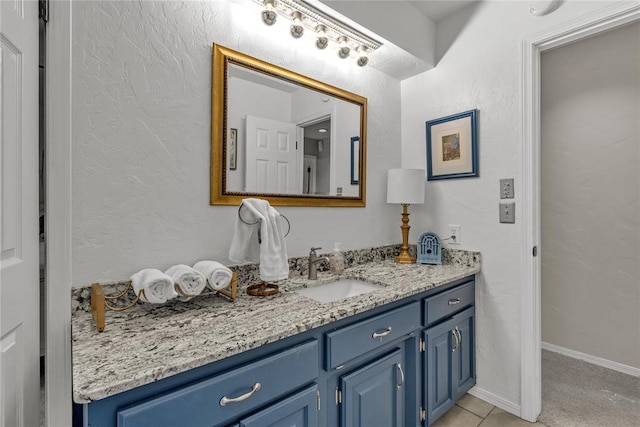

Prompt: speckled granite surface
[72,247,480,404]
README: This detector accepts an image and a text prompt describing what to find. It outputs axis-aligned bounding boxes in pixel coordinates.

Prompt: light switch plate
[500,178,514,199]
[500,202,516,223]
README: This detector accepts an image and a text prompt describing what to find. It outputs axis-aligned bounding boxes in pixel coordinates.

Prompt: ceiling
[317,0,481,79]
[408,1,479,23]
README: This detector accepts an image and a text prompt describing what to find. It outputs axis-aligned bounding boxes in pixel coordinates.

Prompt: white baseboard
[468,386,521,417]
[542,341,640,378]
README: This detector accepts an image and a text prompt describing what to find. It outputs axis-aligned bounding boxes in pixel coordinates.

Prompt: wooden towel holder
[91,272,238,332]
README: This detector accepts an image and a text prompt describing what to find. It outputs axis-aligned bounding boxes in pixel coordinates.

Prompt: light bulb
[315,24,328,49]
[290,11,304,38]
[261,0,277,26]
[356,45,369,67]
[337,36,350,59]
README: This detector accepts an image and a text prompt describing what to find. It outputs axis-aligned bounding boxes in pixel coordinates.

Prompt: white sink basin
[295,279,383,303]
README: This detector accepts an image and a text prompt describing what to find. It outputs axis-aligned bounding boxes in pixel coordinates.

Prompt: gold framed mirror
[211,44,367,207]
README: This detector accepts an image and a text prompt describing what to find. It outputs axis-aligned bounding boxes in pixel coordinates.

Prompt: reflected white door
[1,1,40,426]
[245,115,299,194]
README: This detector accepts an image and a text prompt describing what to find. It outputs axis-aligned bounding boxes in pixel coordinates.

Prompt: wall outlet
[499,203,516,223]
[447,225,461,245]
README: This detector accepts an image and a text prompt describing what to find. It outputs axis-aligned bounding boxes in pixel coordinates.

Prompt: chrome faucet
[308,247,330,280]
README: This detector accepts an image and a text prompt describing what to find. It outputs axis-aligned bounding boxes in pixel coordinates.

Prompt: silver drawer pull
[396,363,405,389]
[220,382,261,406]
[448,298,461,305]
[452,328,460,352]
[372,327,392,339]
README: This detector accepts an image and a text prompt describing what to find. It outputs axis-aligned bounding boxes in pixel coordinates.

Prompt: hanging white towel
[229,198,289,282]
[193,260,233,291]
[130,269,178,304]
[165,264,207,301]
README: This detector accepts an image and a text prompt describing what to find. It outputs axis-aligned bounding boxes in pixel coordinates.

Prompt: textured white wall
[541,22,640,369]
[400,0,618,409]
[71,0,401,285]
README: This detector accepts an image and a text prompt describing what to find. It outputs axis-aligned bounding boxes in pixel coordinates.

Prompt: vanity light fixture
[290,11,304,38]
[318,128,327,133]
[254,0,382,67]
[315,24,329,49]
[262,0,277,25]
[356,45,369,67]
[337,36,350,59]
[387,169,425,264]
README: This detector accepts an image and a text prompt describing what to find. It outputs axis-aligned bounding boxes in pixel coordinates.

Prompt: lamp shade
[386,169,425,204]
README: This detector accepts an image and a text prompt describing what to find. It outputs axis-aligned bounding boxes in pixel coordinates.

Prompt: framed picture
[350,136,360,185]
[426,110,478,180]
[229,128,238,170]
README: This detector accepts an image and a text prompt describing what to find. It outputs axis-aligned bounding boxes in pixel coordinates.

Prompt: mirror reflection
[211,44,367,207]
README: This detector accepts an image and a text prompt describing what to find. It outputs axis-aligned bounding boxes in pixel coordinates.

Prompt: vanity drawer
[116,340,318,427]
[325,302,420,370]
[423,281,474,327]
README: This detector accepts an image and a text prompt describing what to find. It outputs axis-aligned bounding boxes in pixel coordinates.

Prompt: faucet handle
[310,247,322,255]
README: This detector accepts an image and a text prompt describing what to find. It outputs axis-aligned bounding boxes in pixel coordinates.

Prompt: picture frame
[350,136,360,185]
[426,109,478,180]
[229,128,238,170]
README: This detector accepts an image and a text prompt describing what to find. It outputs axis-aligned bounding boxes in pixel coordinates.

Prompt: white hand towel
[229,198,289,282]
[193,260,233,291]
[165,264,207,301]
[130,269,178,304]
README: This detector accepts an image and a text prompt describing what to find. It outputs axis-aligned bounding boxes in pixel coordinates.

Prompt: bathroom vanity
[71,250,480,427]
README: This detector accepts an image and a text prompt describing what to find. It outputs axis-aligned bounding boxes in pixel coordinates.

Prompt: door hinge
[335,387,342,405]
[533,245,538,257]
[39,0,49,23]
[420,338,425,352]
[420,407,426,422]
[296,140,298,150]
[316,390,321,411]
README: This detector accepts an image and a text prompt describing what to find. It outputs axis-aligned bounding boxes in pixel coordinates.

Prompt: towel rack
[238,204,290,244]
[90,273,238,332]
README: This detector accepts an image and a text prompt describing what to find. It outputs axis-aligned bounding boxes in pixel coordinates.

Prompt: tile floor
[431,394,548,427]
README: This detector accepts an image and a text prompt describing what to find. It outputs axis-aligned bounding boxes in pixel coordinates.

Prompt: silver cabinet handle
[396,363,405,389]
[220,382,261,406]
[448,298,461,305]
[372,326,392,339]
[452,328,460,352]
[456,327,462,345]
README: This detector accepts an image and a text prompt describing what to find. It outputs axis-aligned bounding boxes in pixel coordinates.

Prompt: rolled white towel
[193,261,233,291]
[165,264,207,301]
[130,269,178,304]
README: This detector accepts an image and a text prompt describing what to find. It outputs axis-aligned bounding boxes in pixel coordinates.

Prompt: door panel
[0,0,40,425]
[239,385,318,427]
[453,309,475,399]
[245,115,298,194]
[340,349,404,427]
[424,318,455,424]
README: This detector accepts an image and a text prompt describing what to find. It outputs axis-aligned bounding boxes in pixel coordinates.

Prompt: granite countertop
[72,250,480,404]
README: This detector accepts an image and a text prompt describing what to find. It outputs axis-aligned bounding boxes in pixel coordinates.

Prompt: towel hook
[237,204,291,243]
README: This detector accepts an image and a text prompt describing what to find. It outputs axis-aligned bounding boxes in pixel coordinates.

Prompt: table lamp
[387,169,425,264]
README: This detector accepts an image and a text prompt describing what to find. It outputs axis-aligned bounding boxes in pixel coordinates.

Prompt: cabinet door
[239,385,318,427]
[424,317,456,424]
[424,307,475,425]
[452,308,475,400]
[340,349,404,427]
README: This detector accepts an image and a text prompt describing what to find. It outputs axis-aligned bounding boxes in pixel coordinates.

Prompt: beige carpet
[539,349,640,427]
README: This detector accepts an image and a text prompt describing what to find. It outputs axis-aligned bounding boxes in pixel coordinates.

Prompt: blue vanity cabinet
[77,275,477,427]
[339,349,405,427]
[423,290,476,427]
[115,340,319,427]
[237,384,319,427]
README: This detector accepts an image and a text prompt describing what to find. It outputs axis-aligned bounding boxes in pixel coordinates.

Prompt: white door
[245,115,299,194]
[1,1,40,426]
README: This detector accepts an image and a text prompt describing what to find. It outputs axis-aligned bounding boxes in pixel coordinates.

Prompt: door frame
[44,1,73,426]
[520,3,640,421]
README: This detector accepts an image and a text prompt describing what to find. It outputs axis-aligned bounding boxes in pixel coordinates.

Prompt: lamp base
[394,203,416,264]
[394,250,415,264]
